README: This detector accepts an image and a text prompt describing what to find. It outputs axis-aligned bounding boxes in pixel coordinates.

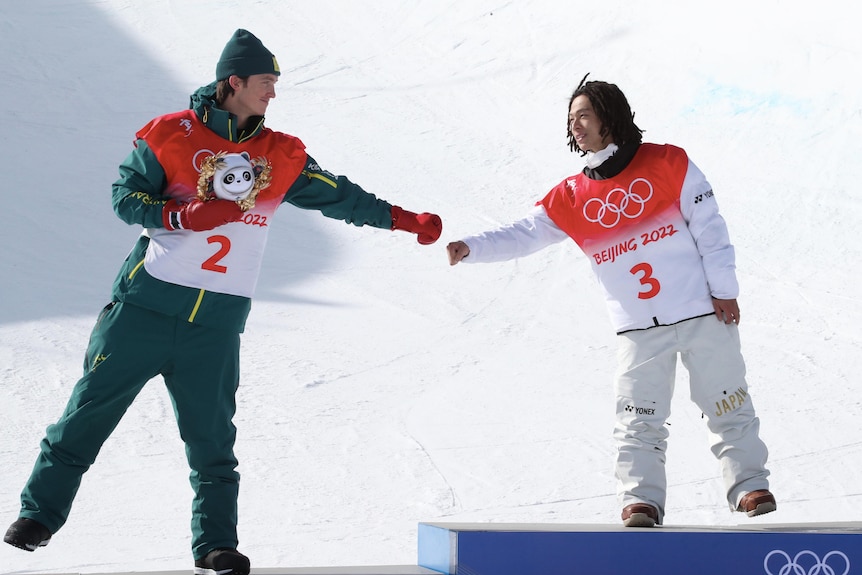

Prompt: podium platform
[22,523,861,575]
[417,522,862,575]
[40,567,441,575]
[252,568,441,575]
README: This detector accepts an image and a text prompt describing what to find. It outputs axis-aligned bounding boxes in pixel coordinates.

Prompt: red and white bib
[540,144,714,331]
[137,110,307,298]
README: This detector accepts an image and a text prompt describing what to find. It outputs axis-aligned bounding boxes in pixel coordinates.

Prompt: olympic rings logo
[192,148,217,173]
[583,178,654,229]
[764,549,850,575]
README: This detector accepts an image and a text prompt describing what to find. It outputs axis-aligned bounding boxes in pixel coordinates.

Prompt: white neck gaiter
[585,143,619,169]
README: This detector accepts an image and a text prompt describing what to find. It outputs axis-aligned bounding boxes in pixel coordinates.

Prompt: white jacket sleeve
[679,159,739,299]
[461,205,570,263]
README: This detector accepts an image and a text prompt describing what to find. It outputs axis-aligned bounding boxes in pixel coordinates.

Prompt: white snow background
[1,0,861,572]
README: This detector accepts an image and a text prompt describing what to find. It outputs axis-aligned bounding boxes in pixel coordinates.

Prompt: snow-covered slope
[1,1,860,572]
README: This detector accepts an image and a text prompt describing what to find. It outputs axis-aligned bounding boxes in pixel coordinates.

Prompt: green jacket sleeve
[112,139,169,228]
[283,155,394,229]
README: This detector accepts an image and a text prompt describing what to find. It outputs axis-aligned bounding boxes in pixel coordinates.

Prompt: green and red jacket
[111,82,394,332]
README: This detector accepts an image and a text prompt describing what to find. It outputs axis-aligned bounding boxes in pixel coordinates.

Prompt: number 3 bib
[539,144,714,332]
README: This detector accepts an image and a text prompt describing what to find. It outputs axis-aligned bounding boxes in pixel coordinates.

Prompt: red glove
[163,198,243,231]
[391,205,442,245]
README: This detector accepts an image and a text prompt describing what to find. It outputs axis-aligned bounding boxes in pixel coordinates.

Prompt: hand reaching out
[447,241,470,265]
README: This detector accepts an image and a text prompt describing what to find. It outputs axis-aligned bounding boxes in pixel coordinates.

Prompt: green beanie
[216,29,280,81]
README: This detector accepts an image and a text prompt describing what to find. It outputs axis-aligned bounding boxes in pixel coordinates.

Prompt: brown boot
[737,489,777,517]
[621,503,660,527]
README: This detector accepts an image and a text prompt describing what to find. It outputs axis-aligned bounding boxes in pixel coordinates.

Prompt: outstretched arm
[284,154,441,243]
[447,205,569,265]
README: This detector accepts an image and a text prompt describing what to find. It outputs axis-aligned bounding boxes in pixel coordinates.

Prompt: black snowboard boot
[194,548,251,575]
[4,517,52,551]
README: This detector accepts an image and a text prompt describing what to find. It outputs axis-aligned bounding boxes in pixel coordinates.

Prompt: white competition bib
[144,210,271,298]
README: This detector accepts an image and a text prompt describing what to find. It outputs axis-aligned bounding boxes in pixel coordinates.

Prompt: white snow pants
[613,315,770,523]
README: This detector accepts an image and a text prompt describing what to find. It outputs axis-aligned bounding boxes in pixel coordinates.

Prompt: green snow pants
[18,301,242,559]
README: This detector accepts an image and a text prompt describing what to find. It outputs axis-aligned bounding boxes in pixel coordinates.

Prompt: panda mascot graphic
[197,151,272,211]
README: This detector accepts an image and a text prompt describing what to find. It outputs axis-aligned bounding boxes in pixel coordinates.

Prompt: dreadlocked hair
[566,73,643,155]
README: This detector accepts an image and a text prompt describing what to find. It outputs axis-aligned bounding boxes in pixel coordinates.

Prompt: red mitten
[391,205,442,245]
[163,199,243,231]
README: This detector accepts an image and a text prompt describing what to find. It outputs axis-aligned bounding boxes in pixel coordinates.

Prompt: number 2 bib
[137,110,307,298]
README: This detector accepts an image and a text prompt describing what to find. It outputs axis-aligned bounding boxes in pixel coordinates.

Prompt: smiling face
[224,73,278,127]
[568,94,614,154]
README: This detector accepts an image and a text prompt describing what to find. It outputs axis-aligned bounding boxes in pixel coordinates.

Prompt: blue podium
[417,522,861,575]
